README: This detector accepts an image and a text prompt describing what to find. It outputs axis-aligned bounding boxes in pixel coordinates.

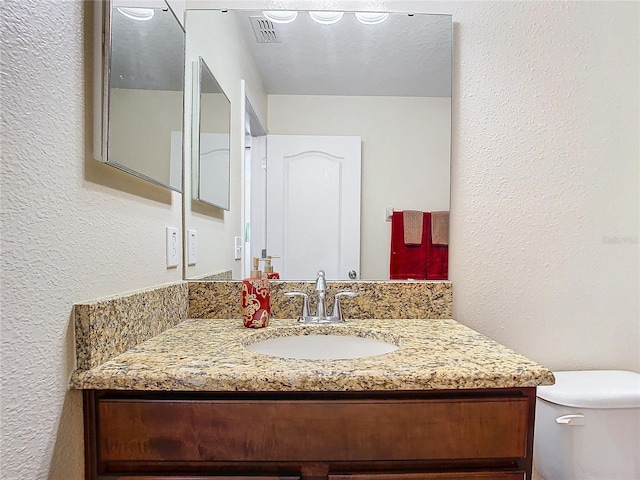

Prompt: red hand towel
[427,243,449,280]
[390,211,428,280]
[390,212,448,280]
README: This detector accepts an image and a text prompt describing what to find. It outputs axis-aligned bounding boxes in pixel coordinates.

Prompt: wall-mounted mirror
[183,9,452,281]
[191,57,231,209]
[95,0,185,191]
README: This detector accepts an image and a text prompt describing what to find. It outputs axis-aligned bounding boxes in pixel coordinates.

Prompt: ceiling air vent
[250,16,281,43]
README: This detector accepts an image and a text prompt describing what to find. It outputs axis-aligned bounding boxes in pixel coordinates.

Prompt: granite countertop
[71,318,555,391]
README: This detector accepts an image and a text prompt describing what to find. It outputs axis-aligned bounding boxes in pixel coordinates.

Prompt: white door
[198,132,230,209]
[266,135,361,280]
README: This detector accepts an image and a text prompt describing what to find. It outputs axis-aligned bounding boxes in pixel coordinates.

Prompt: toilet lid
[537,370,640,409]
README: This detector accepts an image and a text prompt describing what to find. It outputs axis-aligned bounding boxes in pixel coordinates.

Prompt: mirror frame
[94,0,186,192]
[191,56,232,210]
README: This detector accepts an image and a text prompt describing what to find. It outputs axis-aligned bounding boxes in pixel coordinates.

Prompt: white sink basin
[246,332,400,360]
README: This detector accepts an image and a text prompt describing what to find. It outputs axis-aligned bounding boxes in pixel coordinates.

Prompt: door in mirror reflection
[198,133,230,209]
[266,135,361,280]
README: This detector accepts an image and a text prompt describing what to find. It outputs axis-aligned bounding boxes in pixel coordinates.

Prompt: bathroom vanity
[85,388,534,480]
[74,318,554,480]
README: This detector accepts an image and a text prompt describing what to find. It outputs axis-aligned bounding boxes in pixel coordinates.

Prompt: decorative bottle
[241,258,270,328]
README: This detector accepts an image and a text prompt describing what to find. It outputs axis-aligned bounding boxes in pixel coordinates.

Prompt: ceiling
[110,6,185,91]
[110,8,452,98]
[233,10,452,97]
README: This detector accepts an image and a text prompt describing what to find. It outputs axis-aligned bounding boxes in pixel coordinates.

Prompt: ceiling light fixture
[309,11,344,25]
[262,10,298,24]
[116,7,155,21]
[355,12,390,25]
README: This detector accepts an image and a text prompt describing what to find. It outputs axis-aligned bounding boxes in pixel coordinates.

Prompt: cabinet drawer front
[329,473,524,480]
[113,477,300,479]
[98,398,528,463]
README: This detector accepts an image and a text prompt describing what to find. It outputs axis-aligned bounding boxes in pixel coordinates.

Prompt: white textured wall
[268,95,451,279]
[1,1,183,479]
[446,0,639,372]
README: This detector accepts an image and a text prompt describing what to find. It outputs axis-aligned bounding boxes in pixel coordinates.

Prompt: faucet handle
[331,291,358,322]
[315,270,327,292]
[284,291,310,322]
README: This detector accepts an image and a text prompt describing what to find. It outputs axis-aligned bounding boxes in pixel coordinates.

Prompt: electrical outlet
[187,230,197,265]
[166,227,179,268]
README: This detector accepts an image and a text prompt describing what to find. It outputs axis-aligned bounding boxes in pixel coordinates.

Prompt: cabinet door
[329,473,524,480]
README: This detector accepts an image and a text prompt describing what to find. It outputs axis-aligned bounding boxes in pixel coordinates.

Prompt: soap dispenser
[263,256,280,279]
[241,258,270,328]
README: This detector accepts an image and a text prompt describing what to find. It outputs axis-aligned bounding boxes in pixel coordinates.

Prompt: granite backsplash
[74,280,452,373]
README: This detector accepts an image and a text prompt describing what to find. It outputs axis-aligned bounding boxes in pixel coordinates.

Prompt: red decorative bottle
[241,259,270,328]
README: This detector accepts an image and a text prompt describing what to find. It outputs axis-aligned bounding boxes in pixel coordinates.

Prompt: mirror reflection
[104,2,185,191]
[192,57,231,210]
[183,9,452,281]
[244,97,268,277]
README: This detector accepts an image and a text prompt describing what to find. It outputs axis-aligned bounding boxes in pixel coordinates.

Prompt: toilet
[534,370,640,480]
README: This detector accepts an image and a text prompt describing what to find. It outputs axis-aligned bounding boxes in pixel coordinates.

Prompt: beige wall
[1,1,638,479]
[200,92,231,133]
[110,88,183,188]
[268,95,451,279]
[184,9,267,279]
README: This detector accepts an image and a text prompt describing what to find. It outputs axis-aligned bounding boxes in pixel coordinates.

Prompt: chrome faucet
[315,270,328,318]
[285,270,358,324]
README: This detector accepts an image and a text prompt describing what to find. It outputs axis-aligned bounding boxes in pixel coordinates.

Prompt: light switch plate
[166,227,179,268]
[187,229,197,266]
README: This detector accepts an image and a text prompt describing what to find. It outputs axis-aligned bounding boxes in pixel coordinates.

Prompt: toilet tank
[534,370,640,480]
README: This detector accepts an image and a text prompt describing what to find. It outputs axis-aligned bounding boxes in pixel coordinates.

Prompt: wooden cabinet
[108,476,522,480]
[329,474,524,480]
[84,389,536,480]
[113,477,300,479]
